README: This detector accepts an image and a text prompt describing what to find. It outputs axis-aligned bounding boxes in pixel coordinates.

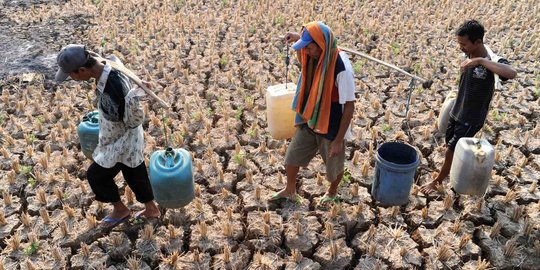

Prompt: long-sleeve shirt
[92,63,145,168]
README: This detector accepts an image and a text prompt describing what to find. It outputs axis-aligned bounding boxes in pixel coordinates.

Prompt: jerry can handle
[164,147,176,167]
[90,111,99,123]
[474,138,482,149]
[83,111,99,123]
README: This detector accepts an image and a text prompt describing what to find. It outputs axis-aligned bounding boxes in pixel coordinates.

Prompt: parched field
[0,0,539,269]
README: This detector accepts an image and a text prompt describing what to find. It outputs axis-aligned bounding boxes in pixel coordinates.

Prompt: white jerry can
[266,83,297,140]
[437,90,458,134]
[450,138,495,195]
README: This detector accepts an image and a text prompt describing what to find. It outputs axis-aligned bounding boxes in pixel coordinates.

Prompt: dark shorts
[445,118,482,151]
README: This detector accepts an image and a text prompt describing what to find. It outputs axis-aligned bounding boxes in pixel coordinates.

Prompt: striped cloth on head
[292,21,340,135]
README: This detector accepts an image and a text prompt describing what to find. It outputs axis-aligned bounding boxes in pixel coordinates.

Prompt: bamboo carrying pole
[339,46,433,89]
[90,53,170,109]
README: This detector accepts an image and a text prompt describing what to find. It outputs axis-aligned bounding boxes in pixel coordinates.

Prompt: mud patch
[0,0,93,80]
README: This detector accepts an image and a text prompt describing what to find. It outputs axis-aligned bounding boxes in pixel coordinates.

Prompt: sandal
[268,192,295,203]
[318,194,342,208]
[99,215,130,230]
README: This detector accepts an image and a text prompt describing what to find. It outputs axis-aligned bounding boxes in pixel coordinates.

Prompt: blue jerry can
[149,147,194,208]
[77,111,99,160]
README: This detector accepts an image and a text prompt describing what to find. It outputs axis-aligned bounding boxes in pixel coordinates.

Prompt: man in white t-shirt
[269,22,356,206]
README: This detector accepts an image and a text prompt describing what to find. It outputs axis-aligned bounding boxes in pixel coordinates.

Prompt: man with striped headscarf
[269,22,356,206]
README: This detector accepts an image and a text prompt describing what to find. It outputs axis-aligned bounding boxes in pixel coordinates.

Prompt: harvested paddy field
[0,0,539,269]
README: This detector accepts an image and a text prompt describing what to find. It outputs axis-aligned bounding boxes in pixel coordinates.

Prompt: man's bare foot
[108,202,131,220]
[326,186,338,198]
[420,181,440,194]
[108,209,130,220]
[101,202,131,229]
[137,201,161,218]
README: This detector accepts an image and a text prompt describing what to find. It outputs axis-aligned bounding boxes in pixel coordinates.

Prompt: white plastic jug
[437,90,458,134]
[266,83,297,140]
[450,138,495,195]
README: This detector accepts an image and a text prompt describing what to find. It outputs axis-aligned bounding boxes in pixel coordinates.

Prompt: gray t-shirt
[450,57,510,126]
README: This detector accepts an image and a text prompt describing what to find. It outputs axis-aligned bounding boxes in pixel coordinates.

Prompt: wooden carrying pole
[339,46,433,88]
[92,54,170,109]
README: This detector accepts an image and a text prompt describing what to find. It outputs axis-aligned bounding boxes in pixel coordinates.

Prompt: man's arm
[329,101,354,157]
[461,58,517,79]
[123,80,153,129]
[284,32,302,62]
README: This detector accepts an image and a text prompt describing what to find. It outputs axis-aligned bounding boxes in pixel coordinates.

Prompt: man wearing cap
[269,22,356,206]
[56,44,160,229]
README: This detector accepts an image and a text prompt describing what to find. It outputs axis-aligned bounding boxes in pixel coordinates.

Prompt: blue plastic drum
[371,142,420,206]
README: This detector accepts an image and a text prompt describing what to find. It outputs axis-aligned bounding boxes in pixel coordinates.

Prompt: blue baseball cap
[292,30,313,50]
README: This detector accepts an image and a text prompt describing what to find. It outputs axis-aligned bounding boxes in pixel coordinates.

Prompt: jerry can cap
[82,111,99,123]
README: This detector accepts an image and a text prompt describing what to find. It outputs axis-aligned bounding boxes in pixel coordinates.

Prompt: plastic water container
[149,147,194,208]
[77,111,99,160]
[450,138,495,195]
[437,90,458,133]
[266,83,297,140]
[372,142,420,206]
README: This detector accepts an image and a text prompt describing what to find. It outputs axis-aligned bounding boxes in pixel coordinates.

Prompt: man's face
[306,42,322,59]
[69,68,92,81]
[457,35,480,56]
